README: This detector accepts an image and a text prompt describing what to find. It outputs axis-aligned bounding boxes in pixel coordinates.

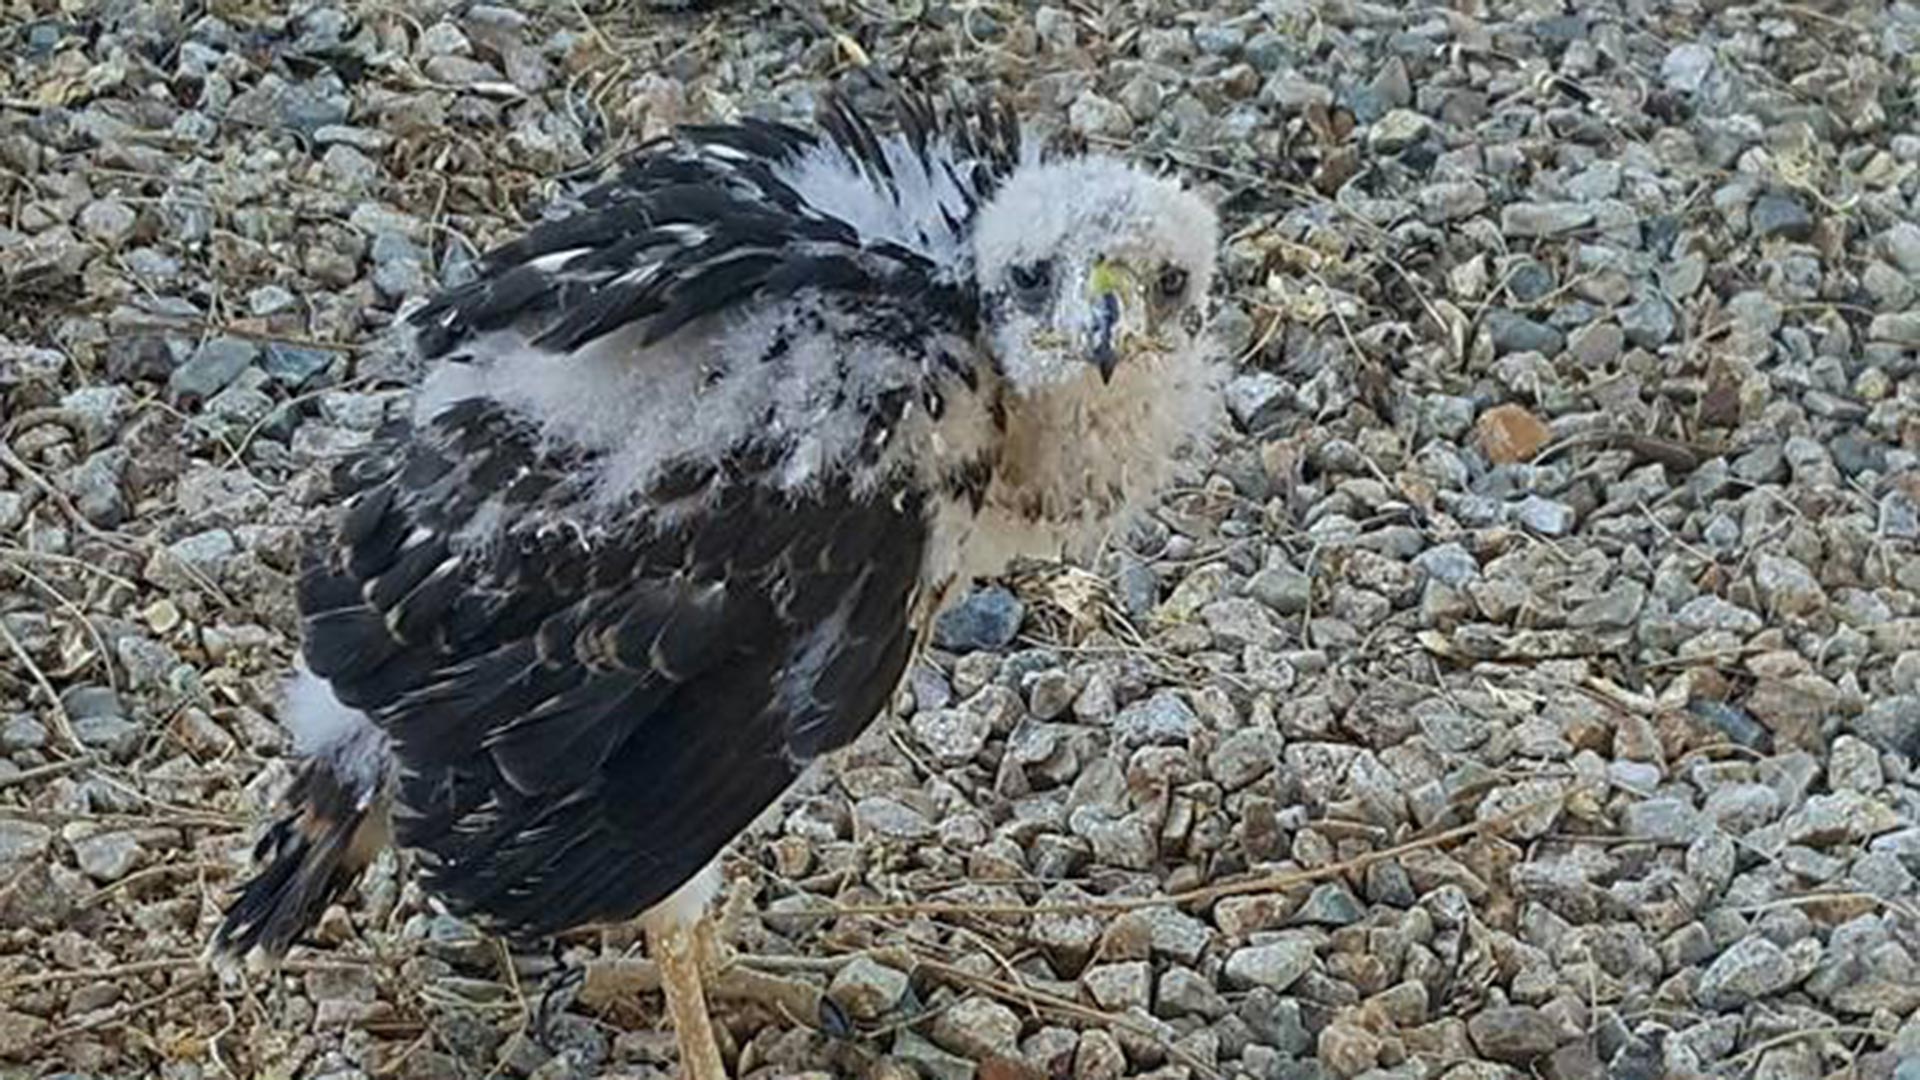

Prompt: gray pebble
[1869,312,1920,347]
[1502,202,1594,238]
[910,707,989,765]
[853,796,933,840]
[1751,194,1814,241]
[78,198,137,247]
[1698,937,1795,1008]
[1567,321,1624,366]
[1207,727,1280,790]
[1512,495,1576,536]
[68,829,144,882]
[1289,882,1364,927]
[1620,287,1676,348]
[169,337,258,402]
[1114,690,1195,747]
[1225,372,1291,431]
[1223,937,1316,991]
[1662,43,1716,93]
[1484,310,1565,356]
[1623,797,1704,844]
[933,586,1025,652]
[1467,1005,1564,1063]
[828,956,909,1020]
[1880,222,1920,275]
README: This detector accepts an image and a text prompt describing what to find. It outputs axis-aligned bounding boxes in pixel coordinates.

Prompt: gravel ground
[4,1,1920,1078]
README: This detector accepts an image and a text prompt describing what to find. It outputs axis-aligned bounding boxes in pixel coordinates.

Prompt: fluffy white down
[920,346,1228,590]
[971,156,1219,306]
[282,660,391,802]
[412,300,945,514]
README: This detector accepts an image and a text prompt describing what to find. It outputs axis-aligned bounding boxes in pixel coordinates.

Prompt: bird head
[971,157,1219,394]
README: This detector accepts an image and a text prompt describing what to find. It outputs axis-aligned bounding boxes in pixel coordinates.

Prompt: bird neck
[910,347,1225,591]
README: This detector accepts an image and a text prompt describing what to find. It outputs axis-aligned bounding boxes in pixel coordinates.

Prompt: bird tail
[207,757,392,967]
[208,665,394,968]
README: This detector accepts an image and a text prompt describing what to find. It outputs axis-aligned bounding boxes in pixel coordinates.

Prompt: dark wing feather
[408,89,1022,363]
[298,400,927,937]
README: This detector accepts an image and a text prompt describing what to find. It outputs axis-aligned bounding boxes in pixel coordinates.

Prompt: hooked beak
[1085,258,1136,384]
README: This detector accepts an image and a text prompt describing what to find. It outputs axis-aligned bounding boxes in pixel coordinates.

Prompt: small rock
[1202,598,1284,649]
[1249,566,1313,615]
[78,198,138,247]
[1081,961,1151,1011]
[1114,691,1196,747]
[69,829,144,882]
[1502,202,1594,238]
[1133,906,1213,964]
[1073,1029,1127,1080]
[1567,322,1624,366]
[1263,76,1334,110]
[829,957,910,1021]
[0,1011,48,1058]
[929,996,1021,1059]
[1068,91,1132,138]
[1752,194,1814,241]
[1290,882,1364,926]
[1420,180,1488,221]
[934,586,1025,652]
[1026,668,1075,720]
[1223,937,1315,991]
[1513,495,1576,536]
[1033,7,1077,51]
[1207,727,1281,790]
[1226,372,1291,431]
[1030,885,1104,967]
[1869,312,1920,347]
[1368,108,1431,154]
[1754,553,1825,616]
[1677,595,1762,635]
[323,143,379,189]
[1484,310,1566,355]
[1880,222,1920,275]
[169,337,258,402]
[64,689,141,759]
[1476,404,1551,465]
[853,796,933,840]
[1781,791,1903,846]
[1827,736,1882,794]
[1318,1021,1382,1077]
[1566,161,1622,201]
[1662,43,1716,93]
[911,708,990,765]
[1698,937,1795,1008]
[1157,967,1226,1019]
[1623,798,1704,844]
[1468,1005,1563,1063]
[261,342,334,388]
[0,821,53,868]
[1620,289,1676,348]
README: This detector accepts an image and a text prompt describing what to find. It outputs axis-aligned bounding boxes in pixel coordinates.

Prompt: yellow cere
[1086,258,1137,302]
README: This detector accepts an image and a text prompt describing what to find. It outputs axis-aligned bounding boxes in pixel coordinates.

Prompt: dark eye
[1009,260,1052,294]
[1156,265,1190,301]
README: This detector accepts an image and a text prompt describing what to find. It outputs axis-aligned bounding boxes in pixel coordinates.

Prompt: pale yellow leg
[647,915,729,1080]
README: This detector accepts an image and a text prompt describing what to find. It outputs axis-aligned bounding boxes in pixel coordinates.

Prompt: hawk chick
[211,91,1222,1075]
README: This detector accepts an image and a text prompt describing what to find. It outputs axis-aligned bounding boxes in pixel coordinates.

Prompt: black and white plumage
[210,91,1222,1057]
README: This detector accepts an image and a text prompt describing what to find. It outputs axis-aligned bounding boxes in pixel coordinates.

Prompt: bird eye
[1156,265,1190,301]
[1009,260,1052,294]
